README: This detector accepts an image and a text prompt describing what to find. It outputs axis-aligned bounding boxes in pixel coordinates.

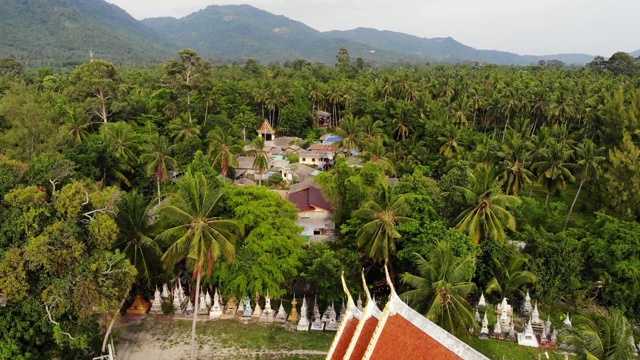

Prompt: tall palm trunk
[157,179,162,206]
[501,114,510,142]
[191,270,201,360]
[564,177,584,231]
[545,191,550,207]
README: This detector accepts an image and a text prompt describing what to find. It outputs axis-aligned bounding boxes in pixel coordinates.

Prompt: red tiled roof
[329,317,359,360]
[347,316,379,360]
[368,315,462,360]
[308,144,335,152]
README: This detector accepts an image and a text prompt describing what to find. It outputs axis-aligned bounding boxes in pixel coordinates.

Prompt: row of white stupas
[149,282,345,330]
[475,291,571,348]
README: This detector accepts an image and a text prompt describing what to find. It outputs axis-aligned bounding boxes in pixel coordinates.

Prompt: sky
[106,0,639,56]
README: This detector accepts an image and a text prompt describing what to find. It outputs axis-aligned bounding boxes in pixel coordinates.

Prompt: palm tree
[531,141,575,207]
[562,309,636,360]
[438,125,464,159]
[140,135,177,205]
[100,121,140,186]
[158,172,243,360]
[354,184,414,264]
[116,190,161,284]
[486,253,536,301]
[497,136,534,196]
[453,165,521,245]
[207,128,242,183]
[62,106,90,145]
[168,115,201,143]
[564,140,605,230]
[400,242,477,338]
[335,114,360,156]
[247,136,269,186]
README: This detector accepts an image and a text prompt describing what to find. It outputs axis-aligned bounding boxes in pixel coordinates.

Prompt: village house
[287,179,335,242]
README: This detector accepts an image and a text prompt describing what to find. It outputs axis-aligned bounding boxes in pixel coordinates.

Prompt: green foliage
[213,218,305,299]
[400,241,477,338]
[88,213,119,250]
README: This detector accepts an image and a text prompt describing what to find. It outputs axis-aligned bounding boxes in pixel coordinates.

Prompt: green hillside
[141,5,420,65]
[0,0,173,68]
[325,28,596,65]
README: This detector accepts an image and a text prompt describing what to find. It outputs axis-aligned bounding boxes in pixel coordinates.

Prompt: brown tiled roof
[329,317,359,360]
[347,316,379,359]
[308,144,335,152]
[363,292,488,360]
[367,314,463,360]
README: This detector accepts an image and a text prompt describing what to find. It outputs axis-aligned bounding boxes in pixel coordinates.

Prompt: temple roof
[258,120,275,135]
[326,273,362,360]
[328,267,489,360]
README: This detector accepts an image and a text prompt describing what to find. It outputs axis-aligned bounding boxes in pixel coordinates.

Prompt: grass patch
[468,338,571,360]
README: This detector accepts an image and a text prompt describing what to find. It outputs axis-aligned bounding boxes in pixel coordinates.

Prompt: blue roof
[324,136,342,144]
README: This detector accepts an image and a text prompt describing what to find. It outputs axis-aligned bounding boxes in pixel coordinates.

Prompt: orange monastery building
[327,269,488,360]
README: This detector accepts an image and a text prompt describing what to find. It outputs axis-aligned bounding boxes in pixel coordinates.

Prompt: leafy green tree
[0,82,60,161]
[562,309,636,360]
[158,172,243,360]
[353,184,414,264]
[70,60,118,123]
[207,127,241,183]
[400,242,477,338]
[140,135,177,205]
[564,140,605,230]
[486,253,536,301]
[164,49,211,124]
[453,165,521,245]
[604,132,640,220]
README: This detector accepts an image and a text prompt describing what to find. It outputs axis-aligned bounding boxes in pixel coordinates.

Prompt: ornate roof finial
[361,268,372,302]
[383,264,395,294]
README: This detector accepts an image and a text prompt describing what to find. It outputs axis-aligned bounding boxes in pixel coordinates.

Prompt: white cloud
[106,0,640,56]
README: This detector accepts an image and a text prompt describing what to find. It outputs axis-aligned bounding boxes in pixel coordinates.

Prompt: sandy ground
[115,317,328,360]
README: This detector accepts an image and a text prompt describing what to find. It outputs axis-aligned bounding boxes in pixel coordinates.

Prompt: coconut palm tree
[140,135,177,205]
[335,114,360,156]
[158,172,243,360]
[247,136,269,186]
[207,128,242,183]
[497,135,534,196]
[100,121,140,186]
[486,253,536,301]
[531,141,575,207]
[116,190,161,285]
[62,106,90,145]
[168,115,201,143]
[561,309,636,360]
[354,184,414,264]
[453,165,521,245]
[564,140,605,230]
[400,242,477,338]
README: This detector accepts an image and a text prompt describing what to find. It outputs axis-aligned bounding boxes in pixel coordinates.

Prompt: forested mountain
[0,0,173,67]
[631,49,640,57]
[141,5,415,65]
[325,28,596,65]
